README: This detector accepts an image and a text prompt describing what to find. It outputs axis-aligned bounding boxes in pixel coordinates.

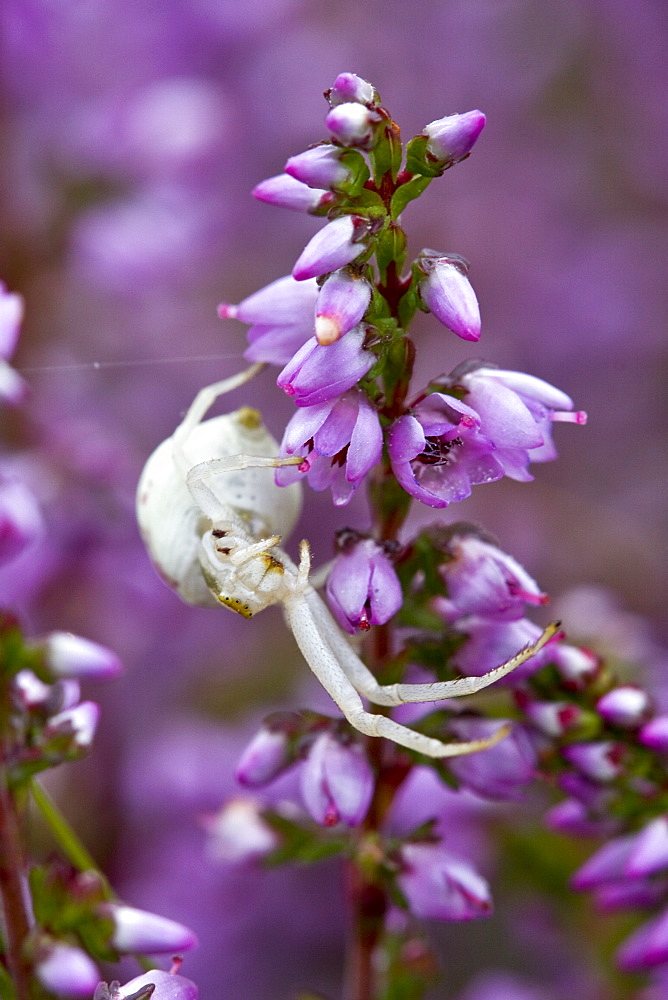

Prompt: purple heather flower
[251,173,333,213]
[326,72,377,107]
[422,110,486,166]
[326,536,402,634]
[203,797,277,863]
[0,282,27,404]
[550,643,600,689]
[595,880,668,914]
[110,969,199,1000]
[103,903,198,954]
[628,818,668,878]
[417,252,481,341]
[387,392,502,509]
[219,274,318,366]
[571,834,637,890]
[235,725,292,787]
[523,699,583,738]
[618,908,668,972]
[640,716,668,752]
[0,475,43,565]
[596,685,650,727]
[446,616,549,682]
[286,144,360,191]
[292,215,373,281]
[275,388,382,505]
[35,942,101,998]
[458,365,587,480]
[315,268,372,345]
[46,701,100,749]
[300,731,374,827]
[41,632,123,681]
[441,533,548,621]
[398,842,493,921]
[447,719,536,800]
[545,798,619,838]
[562,741,623,782]
[277,324,375,407]
[325,103,381,149]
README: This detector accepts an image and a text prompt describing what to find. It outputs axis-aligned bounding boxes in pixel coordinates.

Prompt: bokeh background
[1,1,667,997]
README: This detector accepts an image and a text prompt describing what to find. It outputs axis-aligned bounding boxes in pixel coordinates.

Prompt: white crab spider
[137,364,558,759]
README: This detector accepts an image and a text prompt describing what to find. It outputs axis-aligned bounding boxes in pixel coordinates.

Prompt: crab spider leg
[172,362,265,471]
[305,587,559,707]
[282,588,514,759]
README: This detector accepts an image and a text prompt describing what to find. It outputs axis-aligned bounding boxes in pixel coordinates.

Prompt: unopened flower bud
[113,970,199,1000]
[596,686,650,727]
[562,740,623,782]
[325,103,380,149]
[617,910,668,972]
[235,725,292,787]
[41,632,123,681]
[286,145,363,191]
[0,477,43,565]
[203,798,277,863]
[627,817,668,878]
[398,843,493,921]
[315,269,371,345]
[423,110,486,166]
[551,644,599,688]
[103,903,198,954]
[47,701,99,749]
[326,537,402,633]
[326,72,376,107]
[300,731,374,827]
[417,252,480,341]
[524,700,583,737]
[639,715,668,751]
[252,173,332,213]
[292,215,372,281]
[35,942,100,998]
[0,283,27,404]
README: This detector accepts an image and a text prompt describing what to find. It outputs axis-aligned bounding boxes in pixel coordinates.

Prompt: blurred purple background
[1,1,667,997]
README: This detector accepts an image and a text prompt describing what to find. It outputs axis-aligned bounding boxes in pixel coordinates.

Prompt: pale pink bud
[35,942,100,998]
[252,174,332,213]
[104,903,198,954]
[423,110,486,165]
[300,732,374,826]
[235,726,292,787]
[47,701,99,749]
[292,215,372,281]
[596,686,650,727]
[42,632,123,680]
[315,269,371,345]
[562,741,623,782]
[113,970,199,1000]
[325,103,380,149]
[202,798,277,863]
[417,252,480,341]
[640,715,668,751]
[327,72,376,107]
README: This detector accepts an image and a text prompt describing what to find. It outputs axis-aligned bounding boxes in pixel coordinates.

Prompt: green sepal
[374,222,406,282]
[390,174,432,218]
[396,279,420,330]
[0,963,16,1000]
[377,930,439,1000]
[343,188,386,213]
[29,863,118,963]
[261,809,349,867]
[337,149,371,197]
[370,119,403,185]
[404,134,446,178]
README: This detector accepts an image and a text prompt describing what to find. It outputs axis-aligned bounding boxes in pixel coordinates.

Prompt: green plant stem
[0,771,33,1000]
[29,779,108,888]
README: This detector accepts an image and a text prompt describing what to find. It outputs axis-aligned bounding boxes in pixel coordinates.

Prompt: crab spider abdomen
[136,407,302,607]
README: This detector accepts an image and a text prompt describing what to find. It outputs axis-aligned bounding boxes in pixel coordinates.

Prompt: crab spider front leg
[304,594,560,707]
[283,544,513,758]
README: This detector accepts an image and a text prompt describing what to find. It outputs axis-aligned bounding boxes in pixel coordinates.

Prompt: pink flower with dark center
[326,535,402,633]
[275,388,382,505]
[277,326,375,408]
[398,842,493,921]
[300,731,374,827]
